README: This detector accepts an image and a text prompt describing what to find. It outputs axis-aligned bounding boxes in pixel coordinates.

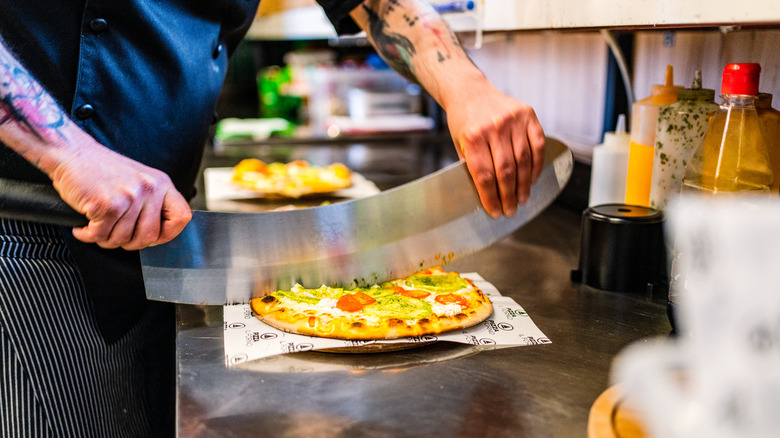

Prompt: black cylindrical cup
[573,204,668,294]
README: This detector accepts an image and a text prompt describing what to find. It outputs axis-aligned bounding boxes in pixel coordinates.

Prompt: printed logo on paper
[281,342,315,353]
[465,336,496,346]
[411,334,438,343]
[483,319,513,334]
[483,320,500,334]
[229,353,248,365]
[497,322,514,331]
[246,331,278,346]
[295,343,314,352]
[502,308,528,319]
[344,339,377,347]
[518,335,551,345]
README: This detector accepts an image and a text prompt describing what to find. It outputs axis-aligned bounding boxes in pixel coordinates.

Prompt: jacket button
[75,104,94,120]
[89,18,108,33]
[212,43,223,59]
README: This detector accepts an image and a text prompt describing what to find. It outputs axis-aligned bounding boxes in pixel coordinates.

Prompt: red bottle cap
[721,63,761,95]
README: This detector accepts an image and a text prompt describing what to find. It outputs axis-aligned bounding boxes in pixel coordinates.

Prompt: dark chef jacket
[0,0,364,342]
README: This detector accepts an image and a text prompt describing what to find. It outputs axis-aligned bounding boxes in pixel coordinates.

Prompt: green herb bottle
[649,70,719,210]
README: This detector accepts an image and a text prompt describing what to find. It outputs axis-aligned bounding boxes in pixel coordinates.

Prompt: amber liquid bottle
[680,66,772,196]
[668,63,773,334]
[756,93,780,193]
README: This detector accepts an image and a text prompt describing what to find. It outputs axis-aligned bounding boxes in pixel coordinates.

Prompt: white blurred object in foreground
[613,196,780,438]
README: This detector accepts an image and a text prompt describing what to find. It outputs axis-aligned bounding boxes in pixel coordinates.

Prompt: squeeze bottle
[588,115,630,206]
[668,63,773,333]
[649,70,719,210]
[756,93,780,193]
[681,63,772,195]
[625,65,682,206]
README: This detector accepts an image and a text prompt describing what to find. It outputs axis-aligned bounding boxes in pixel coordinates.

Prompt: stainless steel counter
[176,202,672,437]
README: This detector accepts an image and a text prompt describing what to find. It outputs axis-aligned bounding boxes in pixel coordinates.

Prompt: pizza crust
[249,268,493,340]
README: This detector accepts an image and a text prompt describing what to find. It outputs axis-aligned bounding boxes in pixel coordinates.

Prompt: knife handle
[0,178,89,227]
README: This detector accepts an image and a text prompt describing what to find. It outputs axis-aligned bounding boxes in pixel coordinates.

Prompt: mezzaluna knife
[0,138,572,304]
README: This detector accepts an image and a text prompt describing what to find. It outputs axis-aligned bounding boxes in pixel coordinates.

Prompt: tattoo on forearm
[364,0,464,82]
[362,3,418,83]
[424,22,452,62]
[0,47,68,142]
[0,92,43,140]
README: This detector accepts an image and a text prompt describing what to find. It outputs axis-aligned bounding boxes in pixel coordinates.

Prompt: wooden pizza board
[587,384,649,438]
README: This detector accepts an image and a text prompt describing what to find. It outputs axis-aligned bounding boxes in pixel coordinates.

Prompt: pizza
[249,267,493,340]
[232,158,352,198]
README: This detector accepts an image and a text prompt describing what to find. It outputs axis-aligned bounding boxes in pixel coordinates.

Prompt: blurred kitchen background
[193,0,780,212]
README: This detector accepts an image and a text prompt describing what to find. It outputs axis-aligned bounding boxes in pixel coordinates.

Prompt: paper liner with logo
[223,273,550,366]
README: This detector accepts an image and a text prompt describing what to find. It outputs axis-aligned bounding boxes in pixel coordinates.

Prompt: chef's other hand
[49,133,192,251]
[345,1,544,219]
[448,84,545,219]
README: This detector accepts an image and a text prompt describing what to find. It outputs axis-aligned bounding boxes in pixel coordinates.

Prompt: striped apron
[0,219,174,437]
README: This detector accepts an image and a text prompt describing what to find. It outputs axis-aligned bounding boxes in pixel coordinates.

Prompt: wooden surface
[588,385,649,438]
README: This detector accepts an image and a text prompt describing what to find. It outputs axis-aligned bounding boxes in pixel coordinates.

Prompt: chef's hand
[48,132,192,251]
[447,83,545,218]
[0,41,191,251]
[347,0,545,219]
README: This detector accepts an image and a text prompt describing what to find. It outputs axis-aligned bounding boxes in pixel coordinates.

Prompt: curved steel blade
[140,138,573,304]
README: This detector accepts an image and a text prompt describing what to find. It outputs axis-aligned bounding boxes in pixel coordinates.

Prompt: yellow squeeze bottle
[625,65,682,206]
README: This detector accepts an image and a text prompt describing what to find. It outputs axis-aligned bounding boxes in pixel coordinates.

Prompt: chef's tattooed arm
[349,0,546,219]
[352,0,460,85]
[0,40,191,250]
[0,41,72,168]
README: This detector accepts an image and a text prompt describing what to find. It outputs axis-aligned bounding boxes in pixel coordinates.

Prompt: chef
[0,0,544,436]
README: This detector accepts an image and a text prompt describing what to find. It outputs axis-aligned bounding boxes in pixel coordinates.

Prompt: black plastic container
[572,204,668,294]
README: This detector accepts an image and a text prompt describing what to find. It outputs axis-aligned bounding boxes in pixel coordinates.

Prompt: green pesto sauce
[273,283,435,320]
[361,286,398,300]
[275,289,320,305]
[363,295,432,320]
[405,274,466,292]
[275,285,343,305]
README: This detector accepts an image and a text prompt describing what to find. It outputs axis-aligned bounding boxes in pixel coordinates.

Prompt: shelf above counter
[246,5,338,40]
[451,0,780,32]
[246,0,780,41]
